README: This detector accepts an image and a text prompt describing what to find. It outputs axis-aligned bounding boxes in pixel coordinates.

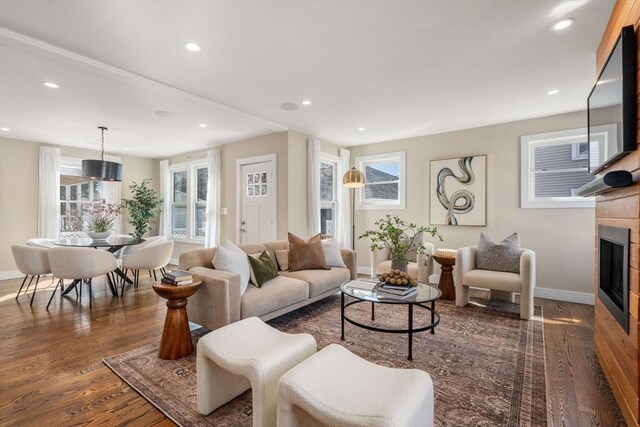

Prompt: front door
[239,160,275,244]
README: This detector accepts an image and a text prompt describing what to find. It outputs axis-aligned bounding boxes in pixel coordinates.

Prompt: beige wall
[0,138,39,272]
[287,130,308,236]
[168,132,289,260]
[0,137,159,273]
[350,110,595,295]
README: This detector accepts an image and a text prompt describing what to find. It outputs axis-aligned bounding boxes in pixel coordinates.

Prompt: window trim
[319,153,339,236]
[169,161,208,242]
[355,151,406,210]
[520,127,595,209]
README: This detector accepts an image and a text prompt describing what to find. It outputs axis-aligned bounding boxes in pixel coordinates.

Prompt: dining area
[11,235,173,310]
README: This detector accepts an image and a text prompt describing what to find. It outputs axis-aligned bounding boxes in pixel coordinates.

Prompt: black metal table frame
[340,292,440,361]
[59,244,133,298]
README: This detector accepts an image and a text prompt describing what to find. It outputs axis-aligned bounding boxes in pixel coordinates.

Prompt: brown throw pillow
[288,232,330,271]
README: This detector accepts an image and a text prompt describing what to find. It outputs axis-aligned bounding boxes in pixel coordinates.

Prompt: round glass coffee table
[340,281,441,361]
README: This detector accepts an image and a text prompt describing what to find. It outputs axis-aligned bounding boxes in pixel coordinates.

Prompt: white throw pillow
[321,239,346,268]
[212,244,250,295]
[275,249,289,271]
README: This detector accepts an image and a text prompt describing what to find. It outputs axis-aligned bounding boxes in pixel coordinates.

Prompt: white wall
[350,110,595,298]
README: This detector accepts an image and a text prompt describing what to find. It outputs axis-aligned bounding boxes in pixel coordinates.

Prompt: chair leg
[46,279,61,310]
[89,280,92,309]
[24,275,35,294]
[152,269,158,281]
[30,275,40,306]
[15,275,28,300]
[74,284,78,299]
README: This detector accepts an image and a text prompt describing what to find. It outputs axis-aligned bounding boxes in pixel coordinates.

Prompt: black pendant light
[82,126,122,181]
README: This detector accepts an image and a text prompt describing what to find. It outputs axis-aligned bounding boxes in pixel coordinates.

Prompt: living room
[0,0,637,426]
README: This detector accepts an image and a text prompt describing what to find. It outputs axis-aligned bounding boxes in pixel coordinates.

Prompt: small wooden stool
[152,279,202,360]
[433,255,456,301]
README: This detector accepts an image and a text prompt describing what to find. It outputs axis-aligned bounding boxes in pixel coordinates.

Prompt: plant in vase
[359,214,442,273]
[83,198,120,239]
[119,179,163,240]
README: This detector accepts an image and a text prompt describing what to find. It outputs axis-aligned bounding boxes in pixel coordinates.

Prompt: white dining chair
[26,238,56,249]
[47,247,118,310]
[11,245,52,306]
[121,240,174,296]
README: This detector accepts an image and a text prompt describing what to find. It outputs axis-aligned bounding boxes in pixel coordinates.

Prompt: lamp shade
[343,167,365,188]
[82,159,122,181]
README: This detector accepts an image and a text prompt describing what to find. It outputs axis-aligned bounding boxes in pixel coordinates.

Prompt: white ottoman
[277,344,434,427]
[197,317,317,427]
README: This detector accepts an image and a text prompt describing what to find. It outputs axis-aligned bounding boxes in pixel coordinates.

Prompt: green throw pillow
[248,251,279,288]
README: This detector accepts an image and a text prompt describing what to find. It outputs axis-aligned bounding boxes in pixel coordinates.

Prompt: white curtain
[336,148,351,248]
[102,154,122,233]
[159,160,172,237]
[307,138,321,237]
[205,148,221,248]
[38,146,60,239]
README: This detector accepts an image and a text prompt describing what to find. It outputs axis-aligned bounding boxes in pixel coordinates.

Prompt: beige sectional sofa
[179,240,357,331]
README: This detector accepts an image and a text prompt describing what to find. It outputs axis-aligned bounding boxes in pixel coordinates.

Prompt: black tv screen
[588,25,637,175]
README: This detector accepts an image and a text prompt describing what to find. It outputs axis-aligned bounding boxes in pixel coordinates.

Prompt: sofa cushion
[288,233,330,271]
[476,232,522,273]
[281,267,350,297]
[248,251,279,288]
[462,269,522,292]
[321,239,347,268]
[241,276,309,318]
[375,260,419,281]
[275,249,289,271]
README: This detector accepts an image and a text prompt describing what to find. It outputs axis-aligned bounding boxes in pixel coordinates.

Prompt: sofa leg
[490,290,515,303]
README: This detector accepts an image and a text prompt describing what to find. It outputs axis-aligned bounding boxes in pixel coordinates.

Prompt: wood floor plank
[0,275,628,426]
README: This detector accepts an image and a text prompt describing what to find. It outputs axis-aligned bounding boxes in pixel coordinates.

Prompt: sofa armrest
[179,247,217,271]
[520,249,536,292]
[340,249,358,280]
[186,266,242,331]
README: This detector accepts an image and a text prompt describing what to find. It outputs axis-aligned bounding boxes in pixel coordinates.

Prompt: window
[355,151,406,210]
[521,127,597,208]
[170,162,208,241]
[59,157,102,234]
[320,154,338,236]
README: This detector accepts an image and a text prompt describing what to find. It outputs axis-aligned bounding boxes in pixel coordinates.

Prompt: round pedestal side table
[152,279,202,360]
[433,255,456,301]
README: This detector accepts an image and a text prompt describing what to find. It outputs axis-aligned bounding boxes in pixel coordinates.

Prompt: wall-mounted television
[588,25,637,175]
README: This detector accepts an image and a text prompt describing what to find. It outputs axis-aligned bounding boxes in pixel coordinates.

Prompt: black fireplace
[598,225,630,332]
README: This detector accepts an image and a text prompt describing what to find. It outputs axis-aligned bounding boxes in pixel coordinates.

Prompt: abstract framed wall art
[430,155,487,226]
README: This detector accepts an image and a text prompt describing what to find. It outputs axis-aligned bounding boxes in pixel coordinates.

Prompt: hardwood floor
[0,274,627,426]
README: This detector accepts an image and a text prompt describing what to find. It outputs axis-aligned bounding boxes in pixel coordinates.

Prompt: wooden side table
[152,279,202,360]
[433,255,456,301]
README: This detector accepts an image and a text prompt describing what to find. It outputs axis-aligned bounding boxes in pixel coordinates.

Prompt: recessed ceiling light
[553,18,574,31]
[358,127,366,131]
[199,123,208,128]
[547,89,560,95]
[0,127,9,132]
[124,147,130,151]
[301,100,312,106]
[43,81,59,89]
[184,42,201,52]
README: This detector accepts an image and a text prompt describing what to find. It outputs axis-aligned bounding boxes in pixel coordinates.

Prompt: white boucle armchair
[370,241,435,283]
[455,246,536,320]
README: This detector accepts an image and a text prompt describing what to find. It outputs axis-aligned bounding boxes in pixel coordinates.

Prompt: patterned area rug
[103,295,546,426]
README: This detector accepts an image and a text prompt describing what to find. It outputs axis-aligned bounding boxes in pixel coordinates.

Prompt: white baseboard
[0,270,23,280]
[534,287,594,305]
[357,266,372,276]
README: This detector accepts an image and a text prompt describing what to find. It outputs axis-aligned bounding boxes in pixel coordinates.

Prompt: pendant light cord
[99,126,107,161]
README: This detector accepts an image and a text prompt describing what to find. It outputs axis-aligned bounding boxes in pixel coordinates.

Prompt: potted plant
[359,215,442,272]
[119,179,163,240]
[83,199,120,239]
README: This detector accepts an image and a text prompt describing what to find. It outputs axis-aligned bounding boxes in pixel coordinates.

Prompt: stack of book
[161,270,194,285]
[376,283,418,300]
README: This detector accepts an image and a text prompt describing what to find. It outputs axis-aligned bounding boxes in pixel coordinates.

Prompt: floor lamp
[343,167,365,250]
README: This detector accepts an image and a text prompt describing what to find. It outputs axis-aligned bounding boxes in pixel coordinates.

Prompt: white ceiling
[0,0,614,157]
